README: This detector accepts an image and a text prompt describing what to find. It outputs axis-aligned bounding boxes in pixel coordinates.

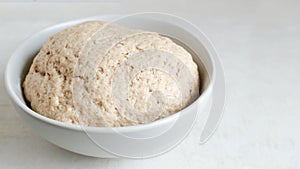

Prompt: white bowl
[5,13,217,158]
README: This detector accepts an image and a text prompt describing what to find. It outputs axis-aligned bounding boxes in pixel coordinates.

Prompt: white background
[1,0,300,168]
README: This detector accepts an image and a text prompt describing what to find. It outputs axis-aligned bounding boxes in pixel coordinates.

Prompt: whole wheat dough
[23,21,200,127]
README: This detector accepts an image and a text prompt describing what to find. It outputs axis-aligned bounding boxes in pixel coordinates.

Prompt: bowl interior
[5,14,215,130]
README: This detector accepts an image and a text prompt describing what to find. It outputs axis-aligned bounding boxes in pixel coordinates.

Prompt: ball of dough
[23,21,200,127]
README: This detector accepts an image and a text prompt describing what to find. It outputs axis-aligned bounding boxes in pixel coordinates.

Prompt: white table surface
[1,1,300,168]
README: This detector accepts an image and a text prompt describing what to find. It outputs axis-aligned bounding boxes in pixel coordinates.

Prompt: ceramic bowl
[5,13,217,158]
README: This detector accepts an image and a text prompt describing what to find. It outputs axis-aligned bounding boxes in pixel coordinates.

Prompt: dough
[23,21,200,127]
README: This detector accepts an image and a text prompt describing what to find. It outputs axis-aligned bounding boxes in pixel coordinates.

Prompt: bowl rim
[4,13,217,133]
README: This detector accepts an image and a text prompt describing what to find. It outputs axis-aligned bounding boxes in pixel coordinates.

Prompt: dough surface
[23,21,200,127]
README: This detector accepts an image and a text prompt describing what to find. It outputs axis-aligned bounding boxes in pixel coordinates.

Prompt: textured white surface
[0,0,300,168]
